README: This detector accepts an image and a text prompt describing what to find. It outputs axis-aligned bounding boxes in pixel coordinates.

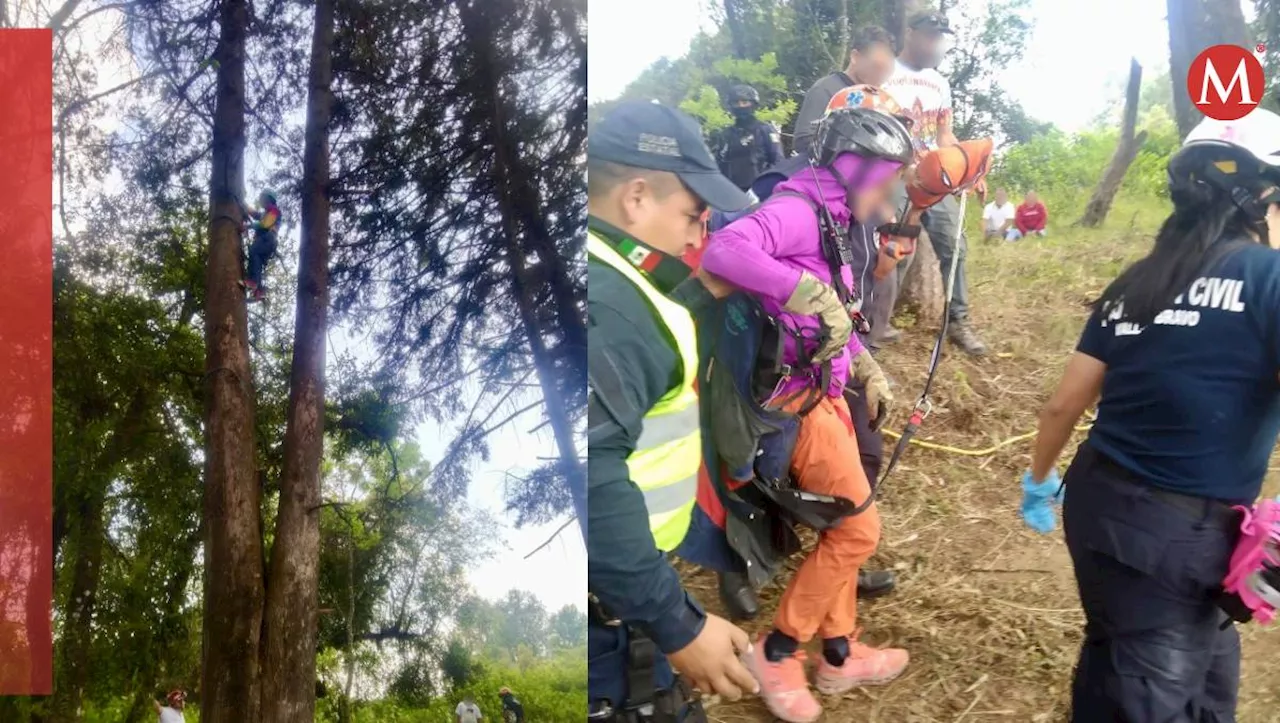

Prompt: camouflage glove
[849,347,892,430]
[783,271,852,363]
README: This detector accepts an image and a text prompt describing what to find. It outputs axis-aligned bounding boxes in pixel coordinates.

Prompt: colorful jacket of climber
[699,147,905,400]
[249,191,281,238]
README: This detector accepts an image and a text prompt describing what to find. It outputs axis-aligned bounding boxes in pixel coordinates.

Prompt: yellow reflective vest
[588,230,701,552]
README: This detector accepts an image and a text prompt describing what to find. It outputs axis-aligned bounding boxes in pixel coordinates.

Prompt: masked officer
[711,85,783,192]
[587,101,760,721]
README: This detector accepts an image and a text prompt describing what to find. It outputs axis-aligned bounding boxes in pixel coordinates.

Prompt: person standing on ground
[682,87,909,624]
[498,686,524,723]
[586,100,760,721]
[875,10,989,355]
[983,187,1017,240]
[1021,110,1280,722]
[153,690,185,723]
[456,695,483,723]
[710,85,783,192]
[701,107,914,723]
[792,25,898,158]
[1011,190,1048,239]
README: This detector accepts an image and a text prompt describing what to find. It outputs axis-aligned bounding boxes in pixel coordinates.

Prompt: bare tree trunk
[723,0,749,58]
[881,0,923,52]
[834,0,850,66]
[1079,59,1147,228]
[898,228,945,324]
[200,0,264,718]
[1167,0,1252,138]
[261,0,335,719]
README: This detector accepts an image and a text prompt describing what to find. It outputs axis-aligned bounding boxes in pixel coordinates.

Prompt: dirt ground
[683,208,1280,722]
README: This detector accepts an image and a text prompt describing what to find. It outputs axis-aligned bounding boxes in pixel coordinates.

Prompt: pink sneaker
[813,632,909,695]
[742,635,822,723]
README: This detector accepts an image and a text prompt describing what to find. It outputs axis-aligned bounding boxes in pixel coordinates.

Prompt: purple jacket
[701,154,900,398]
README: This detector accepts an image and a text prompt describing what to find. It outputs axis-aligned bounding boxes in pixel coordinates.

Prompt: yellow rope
[881,423,1094,457]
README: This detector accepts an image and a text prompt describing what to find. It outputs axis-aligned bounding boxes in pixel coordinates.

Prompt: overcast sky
[588,0,1243,133]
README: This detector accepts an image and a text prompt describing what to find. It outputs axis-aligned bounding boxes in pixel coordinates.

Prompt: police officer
[587,101,760,721]
[1023,110,1280,721]
[711,85,783,192]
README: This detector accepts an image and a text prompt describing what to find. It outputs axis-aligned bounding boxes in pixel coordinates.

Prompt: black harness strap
[879,192,968,485]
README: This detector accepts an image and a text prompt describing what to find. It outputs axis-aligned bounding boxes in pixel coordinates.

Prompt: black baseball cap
[908,11,954,35]
[589,101,752,212]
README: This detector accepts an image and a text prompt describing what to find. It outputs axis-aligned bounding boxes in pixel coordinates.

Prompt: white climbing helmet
[1170,109,1280,189]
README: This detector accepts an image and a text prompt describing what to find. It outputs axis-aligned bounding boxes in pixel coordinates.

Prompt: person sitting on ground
[1011,190,1048,240]
[456,694,483,723]
[240,189,281,303]
[1021,109,1280,722]
[982,187,1016,240]
[153,690,185,723]
[792,25,897,157]
[700,106,913,723]
[498,686,524,723]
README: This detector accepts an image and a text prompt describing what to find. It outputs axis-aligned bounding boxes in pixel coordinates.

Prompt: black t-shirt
[1077,241,1280,503]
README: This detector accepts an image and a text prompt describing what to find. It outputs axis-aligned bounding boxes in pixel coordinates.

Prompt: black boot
[857,569,896,598]
[717,571,759,620]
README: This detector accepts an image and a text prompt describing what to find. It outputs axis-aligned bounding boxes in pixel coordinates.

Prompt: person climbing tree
[153,690,186,723]
[240,189,281,303]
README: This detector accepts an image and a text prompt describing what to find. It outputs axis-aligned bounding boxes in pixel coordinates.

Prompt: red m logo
[1187,45,1266,121]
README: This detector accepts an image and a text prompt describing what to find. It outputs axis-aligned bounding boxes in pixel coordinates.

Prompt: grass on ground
[682,192,1280,722]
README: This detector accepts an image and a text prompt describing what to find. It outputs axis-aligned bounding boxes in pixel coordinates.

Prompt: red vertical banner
[0,29,54,695]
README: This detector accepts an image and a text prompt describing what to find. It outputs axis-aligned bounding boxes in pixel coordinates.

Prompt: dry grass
[679,195,1280,722]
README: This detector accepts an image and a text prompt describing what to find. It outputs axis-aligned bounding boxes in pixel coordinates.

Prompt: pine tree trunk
[724,0,749,58]
[49,489,104,723]
[200,0,264,718]
[339,525,356,723]
[462,0,586,537]
[52,396,148,721]
[1167,0,1252,138]
[899,228,945,323]
[833,0,850,67]
[881,0,923,52]
[261,0,335,719]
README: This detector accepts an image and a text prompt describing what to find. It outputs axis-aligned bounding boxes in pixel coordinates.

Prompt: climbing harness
[1219,498,1280,626]
[879,190,970,485]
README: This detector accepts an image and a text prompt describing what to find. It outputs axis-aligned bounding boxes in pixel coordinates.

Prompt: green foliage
[680,86,734,131]
[596,0,1043,149]
[675,52,798,134]
[992,102,1181,210]
[317,649,586,723]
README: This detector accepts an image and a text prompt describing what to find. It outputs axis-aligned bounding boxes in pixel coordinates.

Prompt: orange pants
[773,394,881,643]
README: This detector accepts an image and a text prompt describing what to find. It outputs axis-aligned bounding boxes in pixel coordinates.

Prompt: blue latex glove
[1020,469,1062,534]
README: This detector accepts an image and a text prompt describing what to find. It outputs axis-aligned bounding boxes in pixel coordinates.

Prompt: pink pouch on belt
[1221,498,1280,625]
